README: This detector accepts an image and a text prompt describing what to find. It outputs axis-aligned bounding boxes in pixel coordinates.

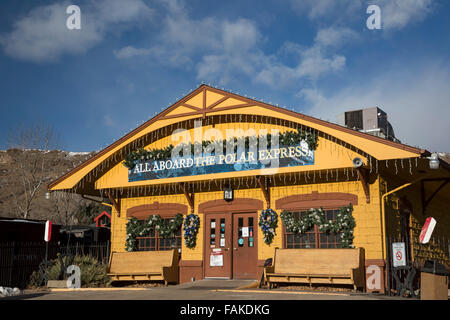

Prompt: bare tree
[7,123,56,219]
[49,191,83,226]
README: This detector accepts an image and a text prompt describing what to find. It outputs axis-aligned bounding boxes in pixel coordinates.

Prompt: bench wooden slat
[264,248,365,290]
[107,272,161,276]
[266,273,350,278]
[107,249,179,284]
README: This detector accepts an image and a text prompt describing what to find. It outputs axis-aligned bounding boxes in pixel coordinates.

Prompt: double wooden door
[204,212,258,279]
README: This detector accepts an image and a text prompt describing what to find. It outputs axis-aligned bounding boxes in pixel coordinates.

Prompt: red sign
[44,220,52,242]
[419,217,436,244]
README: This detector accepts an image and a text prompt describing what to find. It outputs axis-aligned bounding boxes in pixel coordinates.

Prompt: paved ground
[2,279,408,300]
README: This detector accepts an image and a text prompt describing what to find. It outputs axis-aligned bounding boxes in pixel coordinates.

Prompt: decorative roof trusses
[48,84,427,194]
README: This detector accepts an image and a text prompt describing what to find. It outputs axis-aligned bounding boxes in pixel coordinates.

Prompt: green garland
[123,128,318,170]
[125,214,183,251]
[280,204,356,248]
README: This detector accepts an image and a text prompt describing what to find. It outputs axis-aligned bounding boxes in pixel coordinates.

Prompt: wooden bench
[107,249,179,285]
[264,248,365,290]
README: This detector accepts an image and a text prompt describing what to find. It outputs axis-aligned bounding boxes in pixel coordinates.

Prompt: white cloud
[111,0,359,86]
[0,0,153,63]
[289,0,363,21]
[93,0,153,25]
[114,0,224,67]
[296,47,346,78]
[377,0,434,30]
[195,19,264,84]
[114,2,263,82]
[109,0,357,86]
[300,62,450,152]
[315,27,360,47]
[221,19,262,52]
[113,46,154,59]
[195,24,351,86]
[289,0,435,30]
[253,26,355,87]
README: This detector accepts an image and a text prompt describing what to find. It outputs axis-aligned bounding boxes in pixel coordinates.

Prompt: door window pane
[219,218,225,247]
[210,218,216,245]
[238,217,244,247]
[248,217,254,247]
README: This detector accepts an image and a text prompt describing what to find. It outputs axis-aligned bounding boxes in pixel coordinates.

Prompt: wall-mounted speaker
[352,157,364,168]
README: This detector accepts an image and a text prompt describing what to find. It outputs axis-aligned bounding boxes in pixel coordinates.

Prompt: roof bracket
[421,178,450,215]
[356,168,370,203]
[180,183,195,213]
[256,175,271,209]
[105,191,120,217]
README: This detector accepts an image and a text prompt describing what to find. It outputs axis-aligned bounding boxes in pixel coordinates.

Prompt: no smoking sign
[392,242,406,267]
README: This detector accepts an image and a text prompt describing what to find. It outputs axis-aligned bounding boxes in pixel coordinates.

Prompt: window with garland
[135,218,182,251]
[284,209,343,249]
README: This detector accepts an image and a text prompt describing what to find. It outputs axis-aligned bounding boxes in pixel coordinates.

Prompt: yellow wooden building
[49,84,450,292]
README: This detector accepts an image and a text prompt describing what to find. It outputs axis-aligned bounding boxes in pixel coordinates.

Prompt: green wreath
[183,213,200,249]
[258,208,278,245]
[125,214,183,251]
[280,204,356,248]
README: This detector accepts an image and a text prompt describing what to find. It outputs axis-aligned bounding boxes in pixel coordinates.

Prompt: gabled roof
[94,211,111,222]
[49,84,428,192]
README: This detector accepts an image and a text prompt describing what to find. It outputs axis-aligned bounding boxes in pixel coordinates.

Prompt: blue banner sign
[128,141,314,182]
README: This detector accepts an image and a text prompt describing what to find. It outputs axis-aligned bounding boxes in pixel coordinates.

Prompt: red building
[94,211,111,228]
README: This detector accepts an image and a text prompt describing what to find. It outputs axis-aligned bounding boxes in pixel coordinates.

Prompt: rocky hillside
[0,149,96,223]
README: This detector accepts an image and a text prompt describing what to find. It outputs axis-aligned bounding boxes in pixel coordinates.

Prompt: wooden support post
[257,176,271,209]
[105,191,120,217]
[180,183,195,213]
[356,168,370,203]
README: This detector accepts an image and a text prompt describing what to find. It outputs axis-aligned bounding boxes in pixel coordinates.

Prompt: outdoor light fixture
[428,153,440,170]
[224,186,233,202]
[45,192,50,200]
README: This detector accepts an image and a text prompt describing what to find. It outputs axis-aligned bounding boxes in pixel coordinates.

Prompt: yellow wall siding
[110,193,189,253]
[110,177,385,262]
[110,199,126,253]
[104,119,393,263]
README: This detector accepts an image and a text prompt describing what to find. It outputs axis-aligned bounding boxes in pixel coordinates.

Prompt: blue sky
[0,0,449,152]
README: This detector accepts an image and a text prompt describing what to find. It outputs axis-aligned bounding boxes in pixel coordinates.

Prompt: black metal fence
[59,242,110,264]
[386,235,449,297]
[0,241,110,288]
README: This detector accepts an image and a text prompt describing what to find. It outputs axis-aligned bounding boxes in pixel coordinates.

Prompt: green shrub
[28,254,111,288]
